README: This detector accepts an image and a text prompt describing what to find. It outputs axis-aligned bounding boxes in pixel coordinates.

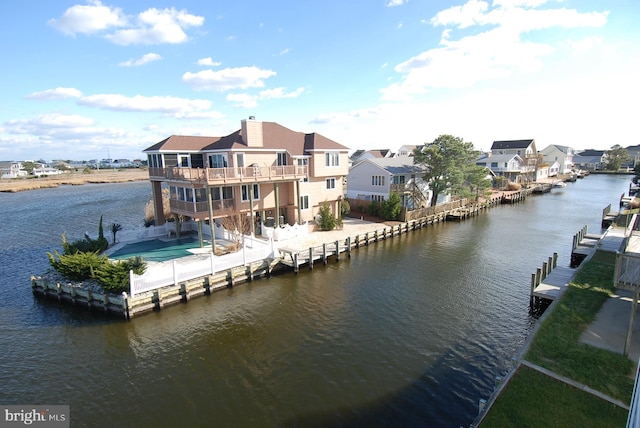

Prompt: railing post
[129,270,135,297]
[173,260,178,285]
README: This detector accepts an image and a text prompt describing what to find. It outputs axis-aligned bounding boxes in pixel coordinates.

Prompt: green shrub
[367,201,380,217]
[380,193,402,220]
[47,250,107,281]
[318,202,337,231]
[92,257,147,293]
[340,199,350,217]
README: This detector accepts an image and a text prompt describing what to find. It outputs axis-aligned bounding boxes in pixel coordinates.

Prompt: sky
[0,0,638,162]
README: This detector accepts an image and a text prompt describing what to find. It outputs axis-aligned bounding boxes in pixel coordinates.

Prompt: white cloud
[227,87,304,108]
[227,93,258,109]
[106,7,204,45]
[49,0,125,36]
[560,36,603,55]
[381,0,608,100]
[182,66,277,91]
[50,3,204,45]
[25,87,83,100]
[259,87,304,99]
[119,53,162,67]
[197,57,222,67]
[310,107,382,126]
[78,93,212,114]
[386,0,407,7]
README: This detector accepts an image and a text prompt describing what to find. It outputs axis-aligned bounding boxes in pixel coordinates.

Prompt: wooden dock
[279,204,491,273]
[601,203,619,228]
[570,225,603,267]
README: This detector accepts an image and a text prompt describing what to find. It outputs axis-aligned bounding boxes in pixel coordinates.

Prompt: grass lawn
[480,250,636,427]
[480,365,629,428]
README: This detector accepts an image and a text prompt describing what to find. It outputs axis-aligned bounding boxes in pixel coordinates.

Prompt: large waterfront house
[540,144,575,175]
[143,118,350,233]
[346,157,430,209]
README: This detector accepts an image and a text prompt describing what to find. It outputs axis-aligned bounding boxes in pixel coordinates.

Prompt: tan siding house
[143,118,350,231]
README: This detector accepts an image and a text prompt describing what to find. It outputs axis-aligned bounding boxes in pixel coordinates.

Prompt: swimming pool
[109,236,202,262]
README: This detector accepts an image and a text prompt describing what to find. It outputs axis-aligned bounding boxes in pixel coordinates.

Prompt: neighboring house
[540,145,575,175]
[346,157,430,209]
[573,149,607,171]
[349,149,393,165]
[536,163,552,181]
[143,118,350,230]
[476,153,528,184]
[546,161,561,177]
[625,145,640,168]
[32,165,64,176]
[491,139,538,182]
[396,145,419,157]
[0,161,28,179]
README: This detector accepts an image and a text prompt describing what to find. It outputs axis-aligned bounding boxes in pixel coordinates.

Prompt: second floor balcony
[170,199,236,220]
[149,164,307,185]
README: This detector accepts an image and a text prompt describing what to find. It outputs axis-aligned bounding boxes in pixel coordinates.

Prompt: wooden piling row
[31,257,280,319]
[282,200,501,273]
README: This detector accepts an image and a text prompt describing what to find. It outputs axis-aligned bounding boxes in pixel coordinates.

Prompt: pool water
[109,236,201,262]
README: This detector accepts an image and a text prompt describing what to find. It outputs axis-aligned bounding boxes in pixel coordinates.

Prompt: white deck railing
[129,235,274,297]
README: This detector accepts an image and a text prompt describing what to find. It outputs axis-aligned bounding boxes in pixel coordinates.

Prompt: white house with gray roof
[346,157,430,209]
[540,144,575,175]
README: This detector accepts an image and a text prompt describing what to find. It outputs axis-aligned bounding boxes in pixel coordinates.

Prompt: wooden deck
[532,266,576,301]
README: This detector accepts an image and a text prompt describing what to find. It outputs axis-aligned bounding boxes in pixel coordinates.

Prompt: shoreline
[0,168,149,193]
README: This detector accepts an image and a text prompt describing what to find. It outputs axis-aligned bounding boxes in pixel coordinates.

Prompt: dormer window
[277,152,287,166]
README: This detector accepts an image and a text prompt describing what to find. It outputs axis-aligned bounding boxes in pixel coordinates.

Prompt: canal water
[0,174,632,427]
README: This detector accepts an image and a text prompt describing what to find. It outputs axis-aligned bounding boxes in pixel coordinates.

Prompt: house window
[277,152,287,166]
[326,178,336,189]
[148,154,163,168]
[372,195,385,202]
[241,184,260,201]
[372,175,385,186]
[190,154,204,169]
[491,162,498,168]
[164,154,178,167]
[300,195,310,210]
[179,155,189,167]
[325,152,339,167]
[195,188,207,202]
[212,186,233,200]
[297,158,309,182]
[208,154,228,168]
[392,175,405,184]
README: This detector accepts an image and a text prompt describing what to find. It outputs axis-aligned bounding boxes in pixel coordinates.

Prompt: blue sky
[0,0,637,161]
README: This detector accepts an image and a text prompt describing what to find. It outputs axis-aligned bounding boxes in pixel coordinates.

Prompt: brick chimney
[241,116,263,147]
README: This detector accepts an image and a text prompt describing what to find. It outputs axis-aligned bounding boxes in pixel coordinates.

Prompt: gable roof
[362,157,427,174]
[491,139,534,150]
[577,149,605,157]
[542,144,573,154]
[477,153,524,163]
[144,121,348,155]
